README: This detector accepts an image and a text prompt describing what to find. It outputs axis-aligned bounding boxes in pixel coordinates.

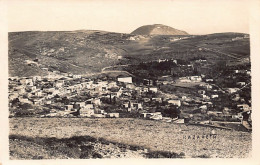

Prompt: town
[8,57,252,132]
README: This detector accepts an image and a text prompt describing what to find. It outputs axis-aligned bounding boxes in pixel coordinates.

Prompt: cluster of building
[8,58,252,130]
[9,73,183,121]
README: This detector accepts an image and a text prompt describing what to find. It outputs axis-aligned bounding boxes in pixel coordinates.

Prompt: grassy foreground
[9,118,251,159]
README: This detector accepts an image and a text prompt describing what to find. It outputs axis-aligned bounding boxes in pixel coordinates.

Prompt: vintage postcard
[0,0,260,164]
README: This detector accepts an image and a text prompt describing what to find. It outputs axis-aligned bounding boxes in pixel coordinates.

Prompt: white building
[211,95,219,98]
[20,78,33,86]
[118,77,132,84]
[190,76,202,82]
[73,75,82,79]
[168,99,181,107]
[227,88,240,94]
[149,87,158,93]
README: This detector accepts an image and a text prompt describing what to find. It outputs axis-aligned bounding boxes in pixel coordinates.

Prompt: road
[101,64,130,72]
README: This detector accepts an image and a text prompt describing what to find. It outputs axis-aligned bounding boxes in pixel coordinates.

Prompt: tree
[10,98,20,107]
[61,97,70,105]
[163,105,180,118]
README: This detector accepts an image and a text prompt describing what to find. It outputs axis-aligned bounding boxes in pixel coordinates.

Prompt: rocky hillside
[131,24,189,35]
[8,29,250,77]
[8,31,131,77]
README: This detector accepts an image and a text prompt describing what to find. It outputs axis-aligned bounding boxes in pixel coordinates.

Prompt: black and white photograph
[1,0,260,163]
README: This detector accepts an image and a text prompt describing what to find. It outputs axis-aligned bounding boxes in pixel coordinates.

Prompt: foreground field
[9,118,251,159]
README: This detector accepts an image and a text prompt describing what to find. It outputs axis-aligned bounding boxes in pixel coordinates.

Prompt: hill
[9,117,251,158]
[8,31,131,77]
[8,30,250,77]
[131,24,189,35]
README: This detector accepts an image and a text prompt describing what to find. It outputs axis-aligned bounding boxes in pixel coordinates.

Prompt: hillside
[8,30,250,77]
[10,118,251,158]
[8,31,131,77]
[131,24,189,35]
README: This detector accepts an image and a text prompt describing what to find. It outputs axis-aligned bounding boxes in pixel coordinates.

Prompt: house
[143,87,149,93]
[94,86,102,92]
[143,79,153,86]
[118,77,132,84]
[172,119,185,124]
[178,77,191,83]
[79,108,94,116]
[202,94,210,100]
[168,99,181,107]
[73,102,86,110]
[205,84,213,89]
[98,81,108,87]
[52,90,60,95]
[107,82,117,88]
[126,83,135,89]
[17,87,26,94]
[123,101,142,111]
[43,88,55,93]
[149,87,158,93]
[85,104,94,109]
[34,91,42,97]
[152,98,162,103]
[45,100,52,105]
[143,98,151,102]
[95,109,105,114]
[19,98,32,104]
[52,70,60,74]
[92,98,101,106]
[232,94,240,101]
[9,93,19,100]
[227,88,239,94]
[190,76,202,82]
[91,114,105,118]
[141,112,163,120]
[198,90,205,94]
[87,98,101,106]
[133,103,143,110]
[237,104,250,112]
[232,113,243,120]
[106,113,119,118]
[205,79,214,82]
[32,98,44,105]
[234,70,240,73]
[55,82,63,88]
[20,78,33,86]
[237,82,246,86]
[65,105,73,111]
[199,105,207,110]
[211,95,218,99]
[73,75,82,79]
[57,79,65,84]
[207,111,222,116]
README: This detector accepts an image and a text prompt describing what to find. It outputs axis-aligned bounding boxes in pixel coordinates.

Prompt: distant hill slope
[131,24,189,35]
[8,31,131,77]
[8,30,250,77]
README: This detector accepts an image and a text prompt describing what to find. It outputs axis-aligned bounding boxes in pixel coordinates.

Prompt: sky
[7,0,250,34]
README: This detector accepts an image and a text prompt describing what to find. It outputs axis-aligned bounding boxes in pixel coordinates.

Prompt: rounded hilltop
[131,24,189,35]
